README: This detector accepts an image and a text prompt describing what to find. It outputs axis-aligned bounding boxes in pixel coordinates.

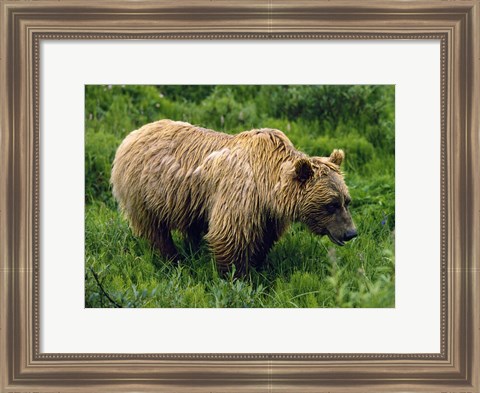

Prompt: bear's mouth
[327,232,345,246]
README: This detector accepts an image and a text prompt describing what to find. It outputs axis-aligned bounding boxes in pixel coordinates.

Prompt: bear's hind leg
[151,222,179,263]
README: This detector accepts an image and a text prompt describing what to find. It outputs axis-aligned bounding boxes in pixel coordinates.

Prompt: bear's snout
[343,228,358,242]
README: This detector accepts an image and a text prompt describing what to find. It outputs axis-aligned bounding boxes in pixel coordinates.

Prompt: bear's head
[292,149,357,246]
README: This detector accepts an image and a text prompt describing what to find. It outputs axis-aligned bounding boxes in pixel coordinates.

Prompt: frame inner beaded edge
[32,32,448,362]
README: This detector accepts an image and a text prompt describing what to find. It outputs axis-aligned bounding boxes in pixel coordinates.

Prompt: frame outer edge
[0,2,13,392]
[1,0,479,392]
[453,1,478,387]
[0,2,6,393]
[468,2,479,391]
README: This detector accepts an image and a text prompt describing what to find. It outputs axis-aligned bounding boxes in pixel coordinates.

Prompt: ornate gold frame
[1,1,479,391]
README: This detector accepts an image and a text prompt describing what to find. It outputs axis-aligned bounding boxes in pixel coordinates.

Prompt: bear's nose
[344,229,357,241]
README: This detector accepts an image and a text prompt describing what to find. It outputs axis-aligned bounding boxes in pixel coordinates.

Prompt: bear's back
[111,120,300,233]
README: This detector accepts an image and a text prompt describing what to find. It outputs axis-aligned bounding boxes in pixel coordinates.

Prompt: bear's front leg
[205,207,259,277]
[184,221,206,252]
[206,236,251,277]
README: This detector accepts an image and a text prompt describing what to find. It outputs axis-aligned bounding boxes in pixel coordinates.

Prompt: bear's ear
[294,158,314,183]
[329,149,345,166]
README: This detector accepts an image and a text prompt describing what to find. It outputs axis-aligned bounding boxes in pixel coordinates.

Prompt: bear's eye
[345,198,351,208]
[325,202,340,214]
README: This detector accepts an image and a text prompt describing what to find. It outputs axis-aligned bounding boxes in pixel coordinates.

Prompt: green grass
[85,85,395,308]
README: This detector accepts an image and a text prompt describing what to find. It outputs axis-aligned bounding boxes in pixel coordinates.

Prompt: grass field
[85,85,395,308]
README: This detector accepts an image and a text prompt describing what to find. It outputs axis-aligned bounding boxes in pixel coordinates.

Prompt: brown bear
[111,119,357,275]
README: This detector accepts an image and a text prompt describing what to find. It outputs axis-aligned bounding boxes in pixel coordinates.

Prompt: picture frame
[1,0,479,392]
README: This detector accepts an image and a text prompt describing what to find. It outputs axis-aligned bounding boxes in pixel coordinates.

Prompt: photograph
[85,85,395,308]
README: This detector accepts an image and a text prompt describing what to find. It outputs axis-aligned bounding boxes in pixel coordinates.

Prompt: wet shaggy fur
[111,119,356,275]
